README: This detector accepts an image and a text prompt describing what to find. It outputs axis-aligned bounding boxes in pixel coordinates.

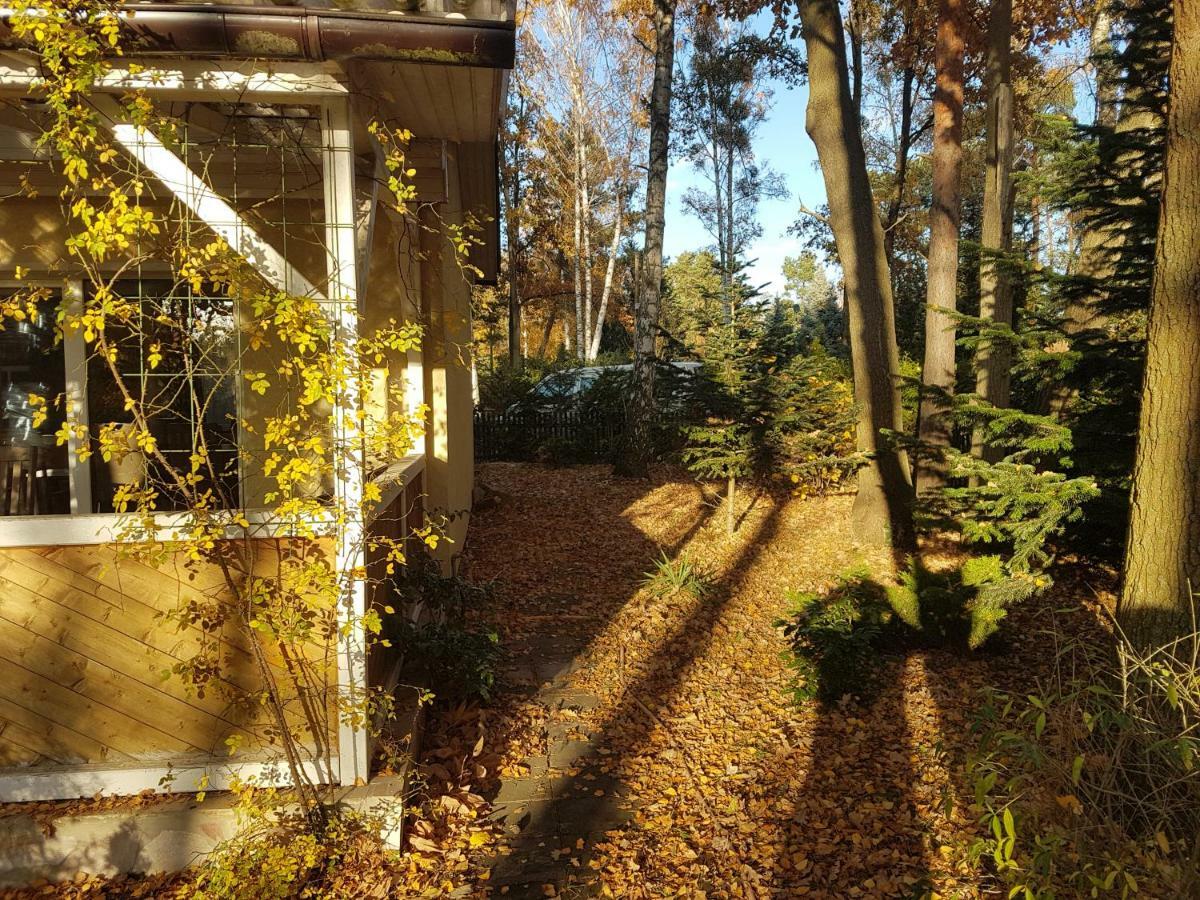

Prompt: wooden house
[0,0,513,802]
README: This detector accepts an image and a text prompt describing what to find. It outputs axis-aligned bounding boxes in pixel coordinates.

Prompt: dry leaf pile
[459,463,1097,898]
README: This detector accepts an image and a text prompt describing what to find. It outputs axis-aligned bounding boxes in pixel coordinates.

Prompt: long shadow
[480,469,786,894]
[754,568,989,896]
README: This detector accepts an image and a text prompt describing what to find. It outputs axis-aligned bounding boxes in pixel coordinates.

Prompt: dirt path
[456,464,1047,898]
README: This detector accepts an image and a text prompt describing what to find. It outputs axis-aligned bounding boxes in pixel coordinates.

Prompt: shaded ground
[451,463,1106,898]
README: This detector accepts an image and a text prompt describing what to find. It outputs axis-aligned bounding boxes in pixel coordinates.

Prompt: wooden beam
[93,95,322,299]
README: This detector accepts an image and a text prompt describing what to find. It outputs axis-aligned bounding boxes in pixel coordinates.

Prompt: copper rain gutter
[0,3,515,69]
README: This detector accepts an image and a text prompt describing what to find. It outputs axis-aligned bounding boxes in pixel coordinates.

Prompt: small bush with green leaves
[641,551,713,601]
[399,621,504,702]
[777,571,896,704]
[780,558,1042,706]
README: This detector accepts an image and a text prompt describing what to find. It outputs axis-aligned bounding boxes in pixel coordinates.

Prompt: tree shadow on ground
[758,568,990,896]
[459,465,998,897]
[464,464,788,894]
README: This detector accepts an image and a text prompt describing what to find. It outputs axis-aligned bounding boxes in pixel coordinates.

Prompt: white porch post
[322,96,370,787]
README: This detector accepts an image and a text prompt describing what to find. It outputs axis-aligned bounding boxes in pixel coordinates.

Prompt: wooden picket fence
[473,407,626,462]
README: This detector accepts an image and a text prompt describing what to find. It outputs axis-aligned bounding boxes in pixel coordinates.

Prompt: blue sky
[662,72,828,296]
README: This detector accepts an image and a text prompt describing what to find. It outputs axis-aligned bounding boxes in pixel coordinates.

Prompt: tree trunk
[572,122,585,357]
[507,164,523,371]
[848,0,864,117]
[970,0,1015,461]
[1120,0,1200,648]
[622,0,675,478]
[580,141,595,356]
[588,196,624,361]
[727,474,736,537]
[916,0,966,494]
[883,64,916,273]
[1047,6,1140,419]
[798,0,914,549]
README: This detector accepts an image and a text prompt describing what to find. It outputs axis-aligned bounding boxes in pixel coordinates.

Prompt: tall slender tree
[971,0,1015,461]
[915,0,965,493]
[1119,0,1200,647]
[796,0,914,549]
[624,0,676,477]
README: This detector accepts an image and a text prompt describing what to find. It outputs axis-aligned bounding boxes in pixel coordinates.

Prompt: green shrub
[778,571,895,704]
[398,621,504,702]
[475,365,540,413]
[780,558,1042,707]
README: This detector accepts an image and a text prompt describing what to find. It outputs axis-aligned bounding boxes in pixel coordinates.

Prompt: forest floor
[438,462,1116,899]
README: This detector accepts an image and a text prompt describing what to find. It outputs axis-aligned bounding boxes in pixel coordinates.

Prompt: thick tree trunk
[1120,0,1200,648]
[507,170,523,370]
[916,0,965,493]
[971,0,1015,461]
[623,0,675,478]
[798,0,914,549]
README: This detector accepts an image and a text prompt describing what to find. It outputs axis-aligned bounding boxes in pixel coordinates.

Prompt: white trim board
[94,95,323,300]
[0,454,425,548]
[0,52,348,102]
[0,756,338,804]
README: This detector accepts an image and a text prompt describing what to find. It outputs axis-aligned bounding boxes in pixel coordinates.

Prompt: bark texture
[916,0,965,493]
[1120,0,1200,647]
[971,0,1015,461]
[798,0,913,549]
[623,0,675,477]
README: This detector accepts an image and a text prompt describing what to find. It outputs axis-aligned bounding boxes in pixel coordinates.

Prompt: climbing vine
[1,0,474,827]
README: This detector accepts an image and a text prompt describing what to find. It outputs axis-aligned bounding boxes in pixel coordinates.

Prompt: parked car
[511,362,701,414]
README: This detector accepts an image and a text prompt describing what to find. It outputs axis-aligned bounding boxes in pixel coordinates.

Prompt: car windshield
[532,373,579,398]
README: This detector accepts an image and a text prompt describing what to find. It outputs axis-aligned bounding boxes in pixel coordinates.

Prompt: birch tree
[521,0,649,362]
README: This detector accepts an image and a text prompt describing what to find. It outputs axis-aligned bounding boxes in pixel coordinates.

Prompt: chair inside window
[0,445,42,516]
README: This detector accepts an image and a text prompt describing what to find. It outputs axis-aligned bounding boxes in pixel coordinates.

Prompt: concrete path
[481,636,639,898]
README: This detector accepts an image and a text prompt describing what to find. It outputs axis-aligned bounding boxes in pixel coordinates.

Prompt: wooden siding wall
[0,541,338,770]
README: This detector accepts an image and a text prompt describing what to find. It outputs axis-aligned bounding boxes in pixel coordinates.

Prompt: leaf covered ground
[448,463,1113,898]
[1,463,1116,899]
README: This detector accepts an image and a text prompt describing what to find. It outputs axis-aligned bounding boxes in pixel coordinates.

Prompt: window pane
[86,280,240,513]
[0,289,69,516]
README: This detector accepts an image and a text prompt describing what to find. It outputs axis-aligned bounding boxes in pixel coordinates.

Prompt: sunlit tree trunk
[623,0,675,477]
[572,126,585,357]
[798,0,914,549]
[971,0,1015,461]
[588,195,623,361]
[580,140,595,355]
[1120,0,1200,647]
[916,0,965,494]
[506,138,523,371]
